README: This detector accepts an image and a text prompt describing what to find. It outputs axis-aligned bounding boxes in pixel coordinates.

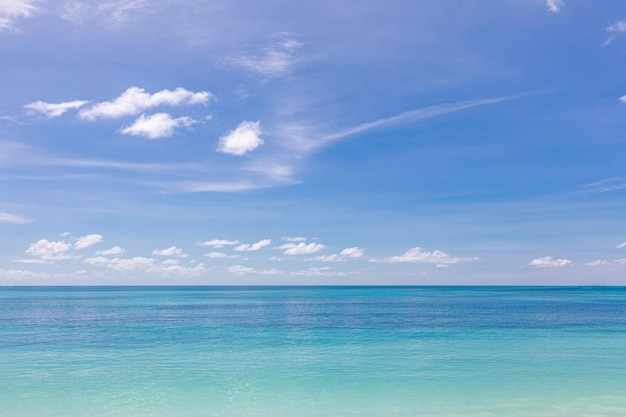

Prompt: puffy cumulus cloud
[234,239,272,252]
[0,210,30,224]
[197,239,240,248]
[0,0,39,31]
[152,246,188,258]
[312,247,364,262]
[227,265,281,275]
[78,86,211,120]
[96,246,125,256]
[546,0,564,13]
[529,256,572,268]
[120,113,196,139]
[24,100,89,118]
[217,120,264,156]
[226,34,303,78]
[279,242,326,255]
[616,242,626,249]
[372,246,462,265]
[604,21,626,47]
[74,234,103,250]
[25,239,73,260]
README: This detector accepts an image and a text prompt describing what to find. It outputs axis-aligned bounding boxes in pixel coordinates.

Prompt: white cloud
[227,265,281,275]
[78,86,211,120]
[617,242,626,249]
[120,113,196,139]
[24,100,89,118]
[0,268,53,280]
[60,0,150,26]
[585,258,626,267]
[96,246,125,256]
[293,267,347,277]
[228,265,255,275]
[152,246,188,257]
[74,234,103,250]
[25,239,73,260]
[0,0,39,32]
[604,21,626,47]
[235,239,272,251]
[84,256,110,265]
[312,247,364,262]
[152,259,205,276]
[529,256,572,268]
[226,34,303,78]
[217,120,264,155]
[106,256,156,270]
[197,239,240,248]
[204,251,239,259]
[13,258,49,264]
[0,210,30,224]
[284,236,307,242]
[323,96,523,144]
[279,242,326,255]
[372,246,461,265]
[85,255,204,276]
[546,0,564,13]
[340,247,364,258]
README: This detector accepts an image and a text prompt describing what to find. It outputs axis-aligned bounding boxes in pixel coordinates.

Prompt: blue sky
[2,0,626,285]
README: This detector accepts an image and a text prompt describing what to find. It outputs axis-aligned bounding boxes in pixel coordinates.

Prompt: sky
[2,0,626,285]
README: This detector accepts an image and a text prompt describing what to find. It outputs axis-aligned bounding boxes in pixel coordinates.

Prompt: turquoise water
[1,286,626,417]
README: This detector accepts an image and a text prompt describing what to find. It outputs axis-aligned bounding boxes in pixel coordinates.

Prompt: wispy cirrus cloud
[546,0,564,13]
[616,242,626,249]
[225,34,303,78]
[24,100,89,119]
[59,0,151,26]
[0,0,39,32]
[529,256,571,268]
[603,21,626,47]
[0,209,30,224]
[585,258,626,266]
[323,95,524,143]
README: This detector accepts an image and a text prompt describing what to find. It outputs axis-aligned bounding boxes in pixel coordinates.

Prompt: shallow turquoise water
[1,286,626,416]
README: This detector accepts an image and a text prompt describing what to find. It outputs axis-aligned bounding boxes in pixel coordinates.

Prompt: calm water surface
[1,286,626,416]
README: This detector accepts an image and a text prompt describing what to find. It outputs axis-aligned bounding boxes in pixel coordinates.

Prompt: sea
[1,286,626,417]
